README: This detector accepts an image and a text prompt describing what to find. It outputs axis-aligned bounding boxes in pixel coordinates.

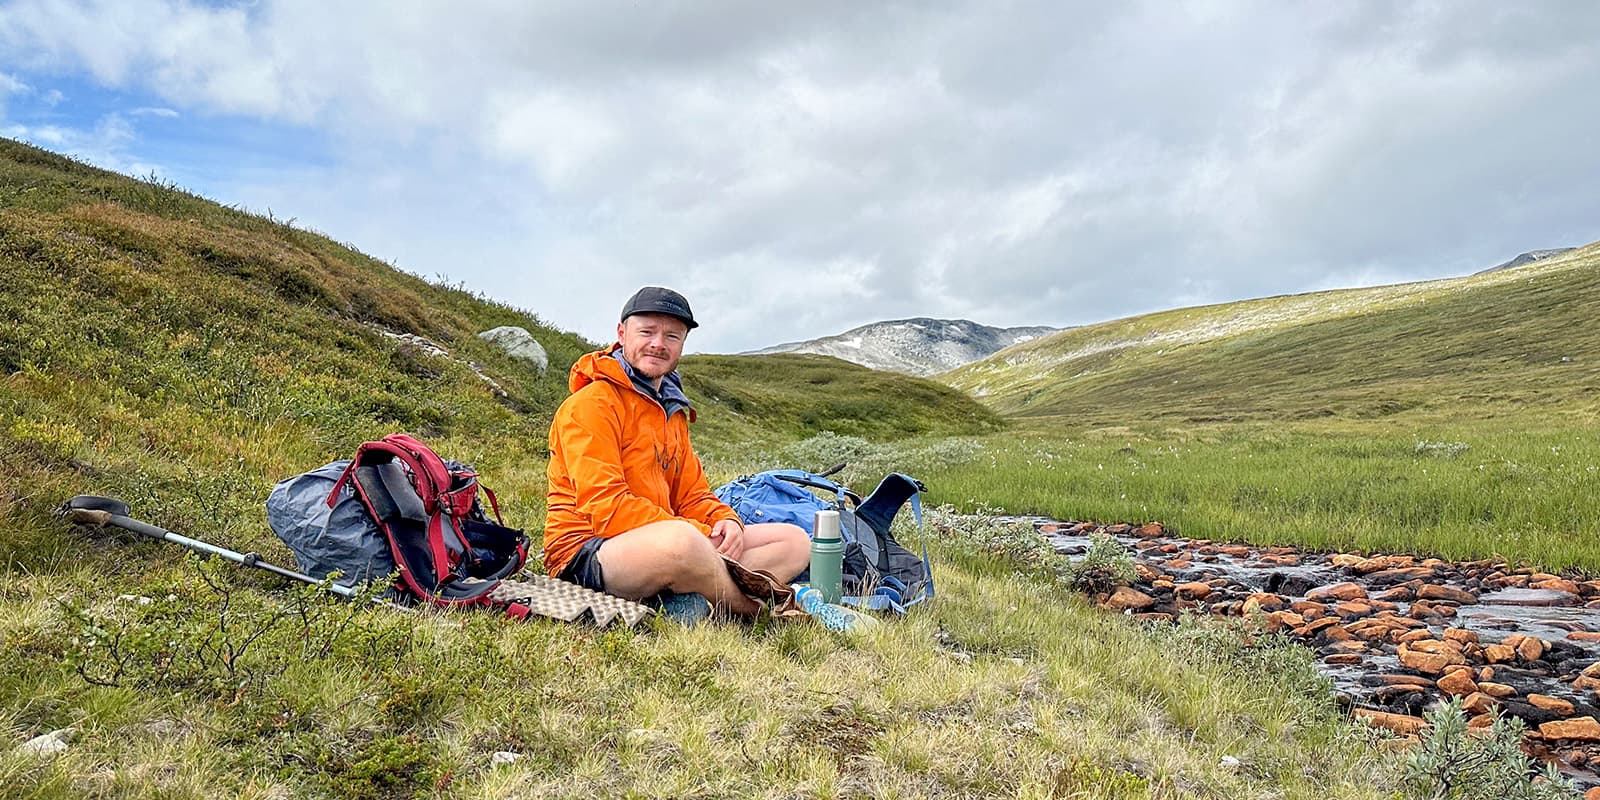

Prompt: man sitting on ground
[544,286,811,615]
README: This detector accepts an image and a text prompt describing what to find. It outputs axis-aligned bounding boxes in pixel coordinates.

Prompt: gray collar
[612,350,693,417]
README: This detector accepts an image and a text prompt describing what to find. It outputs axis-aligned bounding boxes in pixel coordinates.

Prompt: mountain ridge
[746,316,1059,376]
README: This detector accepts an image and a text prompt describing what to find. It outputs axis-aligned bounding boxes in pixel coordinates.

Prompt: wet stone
[1418,585,1477,605]
[1308,582,1367,602]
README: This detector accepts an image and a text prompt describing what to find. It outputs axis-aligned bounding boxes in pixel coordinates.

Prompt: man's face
[617,313,689,380]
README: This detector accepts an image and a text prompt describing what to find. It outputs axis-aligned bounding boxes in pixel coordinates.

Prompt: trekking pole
[60,495,405,609]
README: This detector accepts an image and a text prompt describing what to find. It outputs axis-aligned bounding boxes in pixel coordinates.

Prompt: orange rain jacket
[543,346,740,576]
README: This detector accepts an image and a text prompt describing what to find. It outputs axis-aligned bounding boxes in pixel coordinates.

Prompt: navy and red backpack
[269,433,528,606]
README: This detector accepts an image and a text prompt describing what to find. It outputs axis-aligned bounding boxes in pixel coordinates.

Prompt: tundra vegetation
[0,136,1593,797]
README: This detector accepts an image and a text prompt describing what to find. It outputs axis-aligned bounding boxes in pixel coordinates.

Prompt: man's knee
[647,520,719,564]
[598,520,717,579]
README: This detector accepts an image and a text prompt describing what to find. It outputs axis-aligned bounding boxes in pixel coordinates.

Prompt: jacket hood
[569,345,631,394]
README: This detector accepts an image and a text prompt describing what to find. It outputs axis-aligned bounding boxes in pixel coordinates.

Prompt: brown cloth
[722,556,808,619]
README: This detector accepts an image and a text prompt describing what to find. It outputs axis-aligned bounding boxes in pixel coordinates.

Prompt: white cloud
[0,0,1597,352]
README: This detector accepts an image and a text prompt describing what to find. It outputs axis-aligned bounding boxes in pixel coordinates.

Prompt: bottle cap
[814,510,842,542]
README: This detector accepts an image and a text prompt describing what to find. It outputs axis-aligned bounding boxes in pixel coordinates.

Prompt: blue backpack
[714,469,933,612]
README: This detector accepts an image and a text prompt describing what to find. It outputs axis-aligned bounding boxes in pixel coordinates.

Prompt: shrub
[1403,698,1576,799]
[1063,532,1137,594]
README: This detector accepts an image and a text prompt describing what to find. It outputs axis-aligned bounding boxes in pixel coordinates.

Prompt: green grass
[0,137,1414,797]
[684,353,1005,451]
[914,418,1600,572]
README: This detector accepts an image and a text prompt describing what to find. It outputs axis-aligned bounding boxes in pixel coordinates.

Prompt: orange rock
[1463,692,1498,715]
[1242,593,1287,614]
[1378,674,1436,687]
[1335,602,1374,619]
[1539,717,1600,741]
[1262,611,1305,632]
[1328,640,1369,654]
[1162,559,1192,570]
[1352,556,1413,574]
[1398,629,1436,644]
[1355,709,1428,736]
[1290,600,1324,616]
[1436,670,1478,697]
[1105,587,1156,611]
[1586,786,1600,800]
[1134,564,1162,582]
[1517,637,1547,662]
[1330,554,1365,569]
[1573,676,1600,692]
[1303,617,1342,634]
[1477,681,1516,698]
[1410,639,1465,657]
[1324,653,1364,666]
[1398,644,1466,675]
[1528,695,1576,716]
[1567,632,1600,643]
[1442,628,1480,645]
[1533,578,1581,595]
[1308,582,1368,602]
[1468,713,1496,729]
[1175,581,1212,600]
[1377,586,1416,602]
[1133,613,1174,624]
[1134,522,1165,538]
[1483,644,1516,664]
[1503,633,1528,650]
[1321,626,1355,643]
[1417,585,1477,604]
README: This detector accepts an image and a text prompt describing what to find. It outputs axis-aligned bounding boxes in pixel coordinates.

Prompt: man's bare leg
[595,520,761,615]
[736,522,810,582]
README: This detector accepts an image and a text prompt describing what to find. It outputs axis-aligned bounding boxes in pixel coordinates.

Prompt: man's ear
[616,321,627,342]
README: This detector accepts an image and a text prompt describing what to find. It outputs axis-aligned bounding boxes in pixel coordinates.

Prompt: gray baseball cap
[620,286,698,329]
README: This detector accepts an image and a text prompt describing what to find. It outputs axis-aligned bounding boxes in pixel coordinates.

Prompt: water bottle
[810,510,845,604]
[795,585,879,632]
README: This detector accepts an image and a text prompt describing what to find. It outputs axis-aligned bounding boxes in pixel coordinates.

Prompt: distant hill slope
[748,317,1059,376]
[1476,247,1575,274]
[943,243,1600,424]
[683,352,1004,446]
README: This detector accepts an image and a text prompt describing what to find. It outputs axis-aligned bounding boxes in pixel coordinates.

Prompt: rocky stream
[1037,518,1600,791]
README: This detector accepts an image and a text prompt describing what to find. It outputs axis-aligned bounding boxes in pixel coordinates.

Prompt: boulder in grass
[14,728,73,759]
[479,326,549,373]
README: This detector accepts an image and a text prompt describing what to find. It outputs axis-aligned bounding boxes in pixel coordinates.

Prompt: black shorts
[558,537,607,592]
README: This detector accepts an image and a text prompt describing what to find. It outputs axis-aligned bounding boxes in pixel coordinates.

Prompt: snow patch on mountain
[746,317,1061,376]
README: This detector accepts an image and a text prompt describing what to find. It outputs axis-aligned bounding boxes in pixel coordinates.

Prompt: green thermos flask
[810,510,845,604]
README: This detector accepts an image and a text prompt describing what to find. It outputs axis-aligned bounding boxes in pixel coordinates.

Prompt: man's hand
[709,519,746,561]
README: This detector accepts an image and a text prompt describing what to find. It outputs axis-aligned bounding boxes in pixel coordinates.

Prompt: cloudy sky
[2,1,1597,353]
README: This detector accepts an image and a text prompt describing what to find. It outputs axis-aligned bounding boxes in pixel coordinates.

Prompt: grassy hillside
[683,353,1004,452]
[945,246,1600,425]
[0,138,1412,798]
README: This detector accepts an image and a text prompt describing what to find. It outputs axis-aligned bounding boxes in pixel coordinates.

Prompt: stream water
[1004,515,1600,786]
